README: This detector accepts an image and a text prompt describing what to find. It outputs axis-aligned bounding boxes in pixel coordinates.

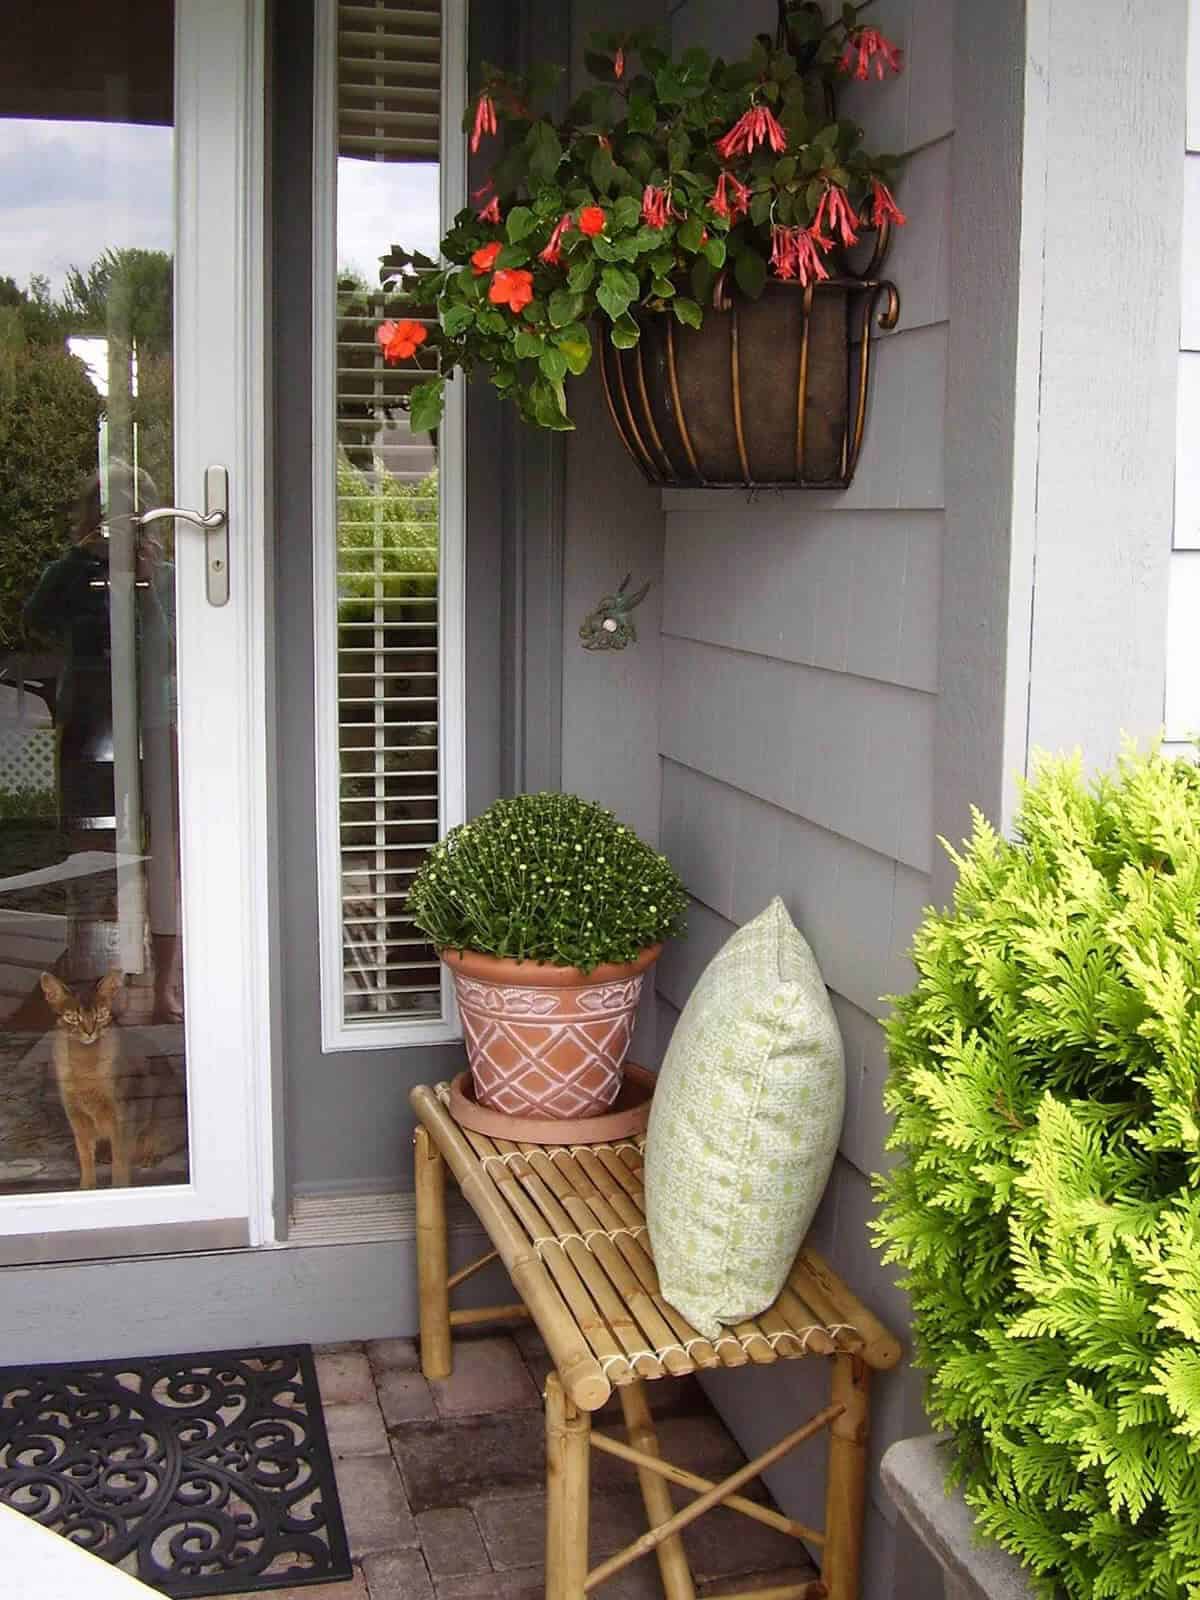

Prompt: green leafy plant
[874,748,1200,1600]
[380,1,906,431]
[407,791,688,970]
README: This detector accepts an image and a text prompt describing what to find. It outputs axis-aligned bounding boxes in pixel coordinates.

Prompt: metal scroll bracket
[136,464,230,606]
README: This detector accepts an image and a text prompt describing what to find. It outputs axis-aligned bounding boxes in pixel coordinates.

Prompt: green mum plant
[378,1,906,433]
[874,748,1200,1600]
[406,792,688,972]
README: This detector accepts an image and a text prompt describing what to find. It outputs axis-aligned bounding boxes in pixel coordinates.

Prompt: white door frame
[0,0,275,1260]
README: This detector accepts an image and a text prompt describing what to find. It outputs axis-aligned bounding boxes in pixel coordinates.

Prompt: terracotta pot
[442,945,661,1120]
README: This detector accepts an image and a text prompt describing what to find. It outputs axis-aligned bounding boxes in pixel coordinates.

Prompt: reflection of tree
[0,313,102,649]
[0,250,176,652]
[64,249,174,508]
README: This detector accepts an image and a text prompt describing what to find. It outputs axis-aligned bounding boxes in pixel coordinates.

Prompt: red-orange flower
[710,170,751,223]
[614,46,625,80]
[715,104,787,161]
[769,226,829,287]
[470,92,498,153]
[839,27,903,80]
[870,178,907,228]
[471,241,503,275]
[813,183,860,248]
[642,185,672,228]
[488,268,535,312]
[539,213,573,264]
[376,319,428,362]
[578,205,607,237]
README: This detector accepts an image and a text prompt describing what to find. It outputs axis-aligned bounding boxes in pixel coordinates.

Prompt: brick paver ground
[228,1328,817,1599]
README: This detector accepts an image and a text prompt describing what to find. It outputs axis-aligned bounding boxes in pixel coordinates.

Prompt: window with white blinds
[314,0,466,1048]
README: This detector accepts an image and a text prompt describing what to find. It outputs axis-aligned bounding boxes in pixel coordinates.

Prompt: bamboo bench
[410,1081,902,1600]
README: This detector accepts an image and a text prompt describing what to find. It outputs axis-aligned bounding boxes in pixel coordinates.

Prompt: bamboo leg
[821,1355,870,1600]
[619,1381,696,1600]
[546,1372,590,1599]
[414,1125,453,1380]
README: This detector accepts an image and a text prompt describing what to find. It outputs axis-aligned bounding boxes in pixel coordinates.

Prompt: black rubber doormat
[0,1344,352,1596]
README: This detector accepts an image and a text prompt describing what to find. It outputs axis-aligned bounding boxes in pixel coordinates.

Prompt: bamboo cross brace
[582,1402,845,1592]
[447,1248,499,1291]
[588,1428,826,1545]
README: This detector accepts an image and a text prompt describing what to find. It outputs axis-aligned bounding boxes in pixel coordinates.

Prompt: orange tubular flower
[376,320,428,362]
[614,46,625,80]
[715,104,787,161]
[470,92,498,154]
[813,183,860,248]
[471,241,503,275]
[578,205,607,237]
[488,268,535,312]
[870,178,907,228]
[839,27,903,80]
[539,213,573,265]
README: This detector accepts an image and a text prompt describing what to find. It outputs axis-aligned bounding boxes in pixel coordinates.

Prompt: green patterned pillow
[644,897,845,1340]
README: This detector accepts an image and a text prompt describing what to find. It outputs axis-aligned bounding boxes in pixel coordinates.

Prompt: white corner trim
[311,0,469,1052]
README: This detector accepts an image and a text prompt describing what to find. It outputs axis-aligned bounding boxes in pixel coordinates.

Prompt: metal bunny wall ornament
[579,573,652,651]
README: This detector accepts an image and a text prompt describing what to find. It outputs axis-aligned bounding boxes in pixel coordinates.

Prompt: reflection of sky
[0,119,173,290]
[338,159,440,285]
[1,119,444,296]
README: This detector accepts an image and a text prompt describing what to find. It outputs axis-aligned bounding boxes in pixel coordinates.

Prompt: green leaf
[478,309,508,335]
[672,297,702,329]
[749,190,772,227]
[677,216,704,253]
[651,276,676,298]
[409,377,445,433]
[514,330,545,359]
[610,313,641,349]
[567,257,597,292]
[495,242,531,268]
[442,305,475,336]
[590,143,617,194]
[548,288,585,328]
[505,206,538,243]
[690,254,715,303]
[733,247,767,300]
[539,346,569,381]
[612,194,641,230]
[667,125,690,172]
[596,264,640,319]
[703,236,727,268]
[530,375,573,429]
[774,156,797,184]
[526,121,563,186]
[627,93,655,134]
[555,331,593,375]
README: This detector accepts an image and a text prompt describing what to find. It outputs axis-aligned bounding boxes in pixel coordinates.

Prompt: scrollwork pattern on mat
[0,1346,350,1594]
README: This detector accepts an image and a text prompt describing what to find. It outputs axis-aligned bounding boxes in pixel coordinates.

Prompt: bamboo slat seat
[410,1079,902,1600]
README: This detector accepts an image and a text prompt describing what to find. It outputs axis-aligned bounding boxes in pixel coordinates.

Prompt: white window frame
[312,0,468,1051]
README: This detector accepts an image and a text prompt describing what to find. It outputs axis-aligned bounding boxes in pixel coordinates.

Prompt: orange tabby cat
[40,971,139,1189]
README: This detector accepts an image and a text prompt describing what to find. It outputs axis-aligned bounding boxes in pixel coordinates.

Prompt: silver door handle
[138,506,225,531]
[135,465,229,606]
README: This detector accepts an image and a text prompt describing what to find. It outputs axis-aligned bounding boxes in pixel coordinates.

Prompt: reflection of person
[23,472,118,836]
[23,464,183,1023]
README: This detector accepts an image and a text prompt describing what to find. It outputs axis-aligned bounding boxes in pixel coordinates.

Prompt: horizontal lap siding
[662,1,951,1592]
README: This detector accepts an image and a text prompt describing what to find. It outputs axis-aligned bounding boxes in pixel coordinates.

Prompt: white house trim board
[939,0,1183,905]
[312,0,468,1052]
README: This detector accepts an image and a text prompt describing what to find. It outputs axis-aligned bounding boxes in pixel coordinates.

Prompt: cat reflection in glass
[39,971,181,1189]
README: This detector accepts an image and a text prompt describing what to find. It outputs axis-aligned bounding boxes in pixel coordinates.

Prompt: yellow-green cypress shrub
[874,749,1200,1600]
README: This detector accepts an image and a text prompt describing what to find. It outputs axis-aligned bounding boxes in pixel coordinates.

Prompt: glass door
[0,0,268,1260]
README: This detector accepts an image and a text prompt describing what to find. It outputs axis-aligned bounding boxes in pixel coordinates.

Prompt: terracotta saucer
[448,1063,655,1145]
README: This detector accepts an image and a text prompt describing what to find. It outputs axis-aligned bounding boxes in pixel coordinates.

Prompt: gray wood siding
[661,2,950,1592]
